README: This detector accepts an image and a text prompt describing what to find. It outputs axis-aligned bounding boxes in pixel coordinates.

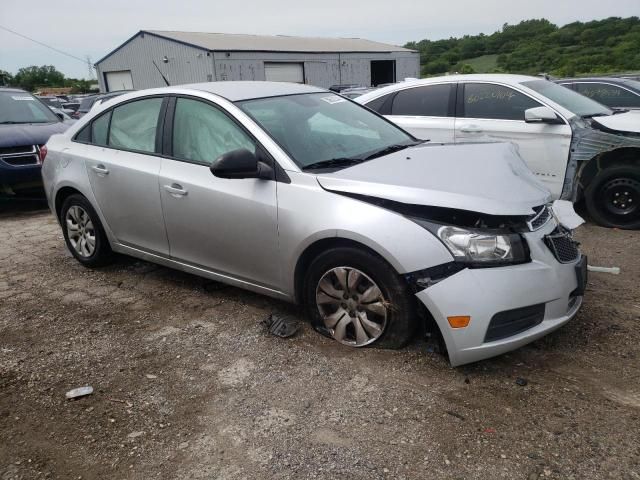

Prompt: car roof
[177,81,325,101]
[355,74,541,102]
[0,87,28,93]
[557,77,627,82]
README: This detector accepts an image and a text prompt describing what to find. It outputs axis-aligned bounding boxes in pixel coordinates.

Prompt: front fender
[278,172,453,298]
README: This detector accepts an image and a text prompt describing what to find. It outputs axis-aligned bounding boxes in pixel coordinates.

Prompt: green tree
[405,16,640,77]
[0,70,13,86]
[460,64,475,74]
[14,65,65,92]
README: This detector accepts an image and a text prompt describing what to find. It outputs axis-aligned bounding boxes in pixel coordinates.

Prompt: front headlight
[413,220,530,267]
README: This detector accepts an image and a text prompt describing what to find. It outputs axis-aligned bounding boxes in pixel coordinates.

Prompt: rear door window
[391,84,452,117]
[462,83,542,121]
[108,98,163,153]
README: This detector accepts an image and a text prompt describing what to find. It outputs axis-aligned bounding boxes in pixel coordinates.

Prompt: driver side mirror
[210,148,274,180]
[525,106,562,124]
[55,112,65,121]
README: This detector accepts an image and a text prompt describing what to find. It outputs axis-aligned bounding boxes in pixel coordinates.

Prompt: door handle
[91,164,109,175]
[459,125,483,133]
[164,183,188,197]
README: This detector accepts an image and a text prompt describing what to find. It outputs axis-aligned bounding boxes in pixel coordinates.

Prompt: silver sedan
[41,82,585,366]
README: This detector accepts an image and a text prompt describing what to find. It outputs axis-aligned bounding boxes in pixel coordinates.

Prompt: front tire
[584,166,640,229]
[61,194,114,267]
[303,247,416,349]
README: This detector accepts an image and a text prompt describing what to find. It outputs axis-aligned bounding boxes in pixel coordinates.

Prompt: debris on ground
[587,265,621,275]
[261,313,301,338]
[446,410,465,421]
[65,386,93,400]
[515,377,528,386]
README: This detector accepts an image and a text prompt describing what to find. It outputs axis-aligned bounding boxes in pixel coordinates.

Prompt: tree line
[405,16,640,77]
[0,65,96,93]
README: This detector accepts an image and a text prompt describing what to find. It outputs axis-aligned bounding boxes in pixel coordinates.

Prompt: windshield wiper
[302,157,364,171]
[361,142,421,161]
[582,112,611,119]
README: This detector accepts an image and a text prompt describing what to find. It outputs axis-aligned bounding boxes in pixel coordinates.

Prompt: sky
[1,0,638,79]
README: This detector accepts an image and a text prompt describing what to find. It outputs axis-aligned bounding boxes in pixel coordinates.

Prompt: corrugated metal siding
[96,34,420,91]
[96,33,214,91]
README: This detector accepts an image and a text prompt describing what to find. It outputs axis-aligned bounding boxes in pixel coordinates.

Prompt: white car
[356,74,640,229]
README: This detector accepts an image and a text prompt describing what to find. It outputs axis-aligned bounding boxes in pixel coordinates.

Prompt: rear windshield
[0,91,60,124]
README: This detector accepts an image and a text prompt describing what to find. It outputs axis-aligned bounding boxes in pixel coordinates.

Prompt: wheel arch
[293,237,392,305]
[577,147,640,198]
[54,186,85,222]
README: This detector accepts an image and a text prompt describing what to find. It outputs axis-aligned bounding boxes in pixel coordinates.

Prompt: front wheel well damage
[293,237,446,350]
[577,147,640,199]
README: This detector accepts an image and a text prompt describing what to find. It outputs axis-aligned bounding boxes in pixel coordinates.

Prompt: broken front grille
[527,205,552,231]
[0,145,39,166]
[544,229,580,263]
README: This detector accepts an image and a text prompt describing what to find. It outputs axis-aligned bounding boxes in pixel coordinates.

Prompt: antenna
[152,60,170,86]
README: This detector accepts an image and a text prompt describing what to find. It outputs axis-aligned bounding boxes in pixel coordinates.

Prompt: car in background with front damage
[357,74,640,229]
[0,87,70,195]
[557,77,640,111]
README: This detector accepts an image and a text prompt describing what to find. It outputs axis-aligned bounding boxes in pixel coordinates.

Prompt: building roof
[95,30,415,65]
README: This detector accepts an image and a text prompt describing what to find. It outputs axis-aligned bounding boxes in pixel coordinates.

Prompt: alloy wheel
[315,266,388,347]
[65,205,96,258]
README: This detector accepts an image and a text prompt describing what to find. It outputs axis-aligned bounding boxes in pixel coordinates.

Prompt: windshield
[237,93,414,169]
[522,80,613,118]
[620,78,640,92]
[0,91,60,124]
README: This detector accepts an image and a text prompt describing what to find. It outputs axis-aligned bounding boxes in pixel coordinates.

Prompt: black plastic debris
[515,377,528,387]
[262,313,301,338]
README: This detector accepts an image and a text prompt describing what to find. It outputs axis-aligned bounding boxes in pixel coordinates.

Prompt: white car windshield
[522,80,613,118]
[237,93,416,170]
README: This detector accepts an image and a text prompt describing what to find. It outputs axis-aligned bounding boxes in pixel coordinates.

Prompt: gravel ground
[0,199,639,480]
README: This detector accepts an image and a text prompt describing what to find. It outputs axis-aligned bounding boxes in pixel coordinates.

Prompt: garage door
[264,63,304,83]
[105,70,134,91]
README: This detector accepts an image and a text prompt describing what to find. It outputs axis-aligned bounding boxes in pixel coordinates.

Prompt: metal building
[94,30,419,92]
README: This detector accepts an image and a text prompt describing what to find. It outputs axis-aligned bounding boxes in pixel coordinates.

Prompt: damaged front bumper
[413,215,584,367]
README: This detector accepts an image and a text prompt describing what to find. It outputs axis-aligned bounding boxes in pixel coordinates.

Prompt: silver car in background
[42,82,586,366]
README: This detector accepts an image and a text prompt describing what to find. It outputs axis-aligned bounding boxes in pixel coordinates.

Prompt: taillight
[38,145,48,163]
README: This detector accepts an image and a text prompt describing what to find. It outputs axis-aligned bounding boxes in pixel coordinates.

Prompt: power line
[0,24,89,65]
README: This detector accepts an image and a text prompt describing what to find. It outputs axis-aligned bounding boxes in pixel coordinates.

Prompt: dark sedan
[0,88,70,195]
[557,77,640,110]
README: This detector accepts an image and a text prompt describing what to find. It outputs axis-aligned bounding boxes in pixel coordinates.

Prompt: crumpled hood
[0,122,69,149]
[591,110,640,134]
[316,142,551,216]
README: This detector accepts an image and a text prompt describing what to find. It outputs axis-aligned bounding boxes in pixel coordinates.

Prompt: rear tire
[303,247,416,349]
[584,165,640,229]
[60,194,114,267]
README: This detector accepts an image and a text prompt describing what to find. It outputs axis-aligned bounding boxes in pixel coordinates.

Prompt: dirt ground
[0,198,639,480]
